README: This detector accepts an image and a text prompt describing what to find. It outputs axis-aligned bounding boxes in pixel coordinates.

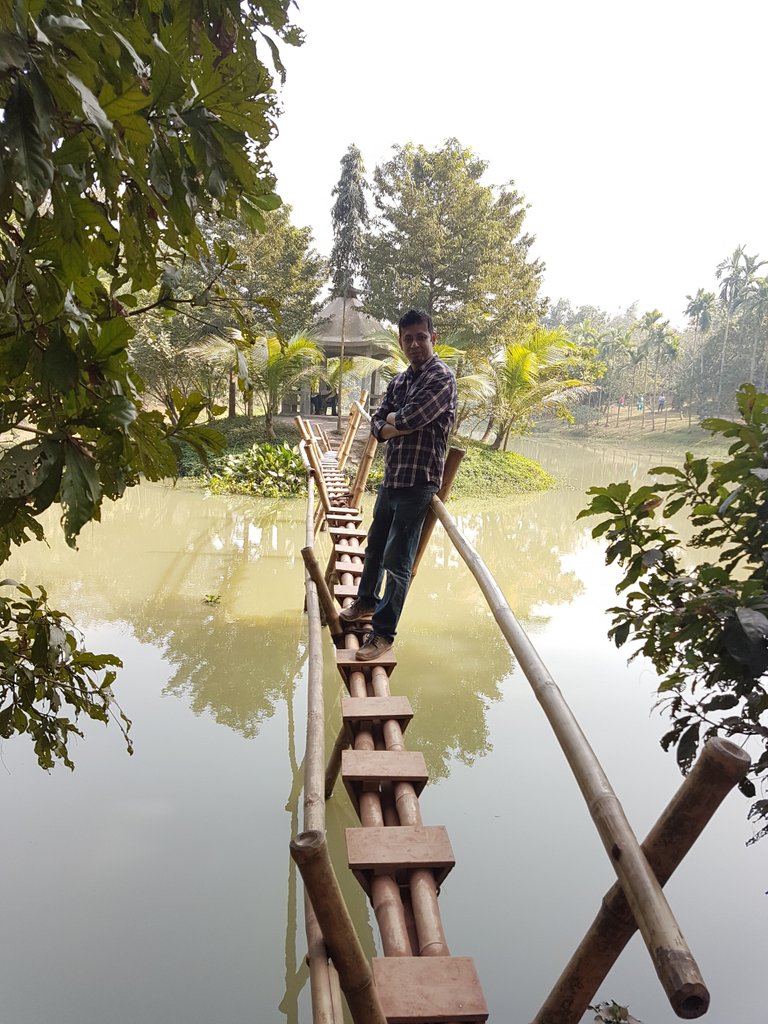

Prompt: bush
[364,436,554,497]
[206,442,306,498]
[175,416,302,477]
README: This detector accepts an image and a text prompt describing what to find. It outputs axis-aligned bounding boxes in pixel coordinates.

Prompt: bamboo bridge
[289,399,751,1023]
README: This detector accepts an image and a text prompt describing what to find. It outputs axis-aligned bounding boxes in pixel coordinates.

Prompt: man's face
[399,319,436,370]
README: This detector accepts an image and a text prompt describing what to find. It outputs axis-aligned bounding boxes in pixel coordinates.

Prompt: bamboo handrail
[533,737,750,1024]
[300,476,343,1022]
[430,495,709,1019]
[411,445,465,578]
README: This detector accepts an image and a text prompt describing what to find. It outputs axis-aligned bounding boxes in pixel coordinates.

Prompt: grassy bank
[181,416,555,499]
[450,437,554,496]
[533,417,730,458]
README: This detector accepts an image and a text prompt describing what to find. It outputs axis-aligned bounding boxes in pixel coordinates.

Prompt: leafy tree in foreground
[329,143,369,297]
[0,0,301,766]
[579,384,768,843]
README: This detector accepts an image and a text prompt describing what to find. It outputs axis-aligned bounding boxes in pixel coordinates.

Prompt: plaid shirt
[371,354,457,488]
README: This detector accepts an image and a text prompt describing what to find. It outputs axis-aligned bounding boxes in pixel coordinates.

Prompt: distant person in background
[657,394,665,412]
[339,308,457,661]
[637,395,644,412]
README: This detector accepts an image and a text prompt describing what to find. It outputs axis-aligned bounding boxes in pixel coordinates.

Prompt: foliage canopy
[580,384,768,843]
[0,0,301,766]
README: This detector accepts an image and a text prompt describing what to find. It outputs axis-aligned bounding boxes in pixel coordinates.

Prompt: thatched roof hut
[312,290,391,359]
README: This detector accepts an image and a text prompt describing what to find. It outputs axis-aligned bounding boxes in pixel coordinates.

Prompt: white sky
[270,0,768,329]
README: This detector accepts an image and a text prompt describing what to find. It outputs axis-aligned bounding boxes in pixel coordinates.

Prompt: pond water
[2,439,764,1024]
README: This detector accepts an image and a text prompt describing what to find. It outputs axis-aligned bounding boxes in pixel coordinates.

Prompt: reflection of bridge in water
[288,405,750,1024]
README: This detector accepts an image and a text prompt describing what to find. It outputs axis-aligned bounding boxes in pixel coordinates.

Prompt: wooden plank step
[329,529,368,541]
[334,583,361,599]
[334,542,365,553]
[342,750,427,816]
[327,506,360,515]
[341,696,413,738]
[335,648,396,676]
[372,957,488,1022]
[346,825,454,897]
[334,560,364,574]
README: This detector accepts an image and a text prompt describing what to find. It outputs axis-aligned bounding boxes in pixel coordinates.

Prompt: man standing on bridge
[339,308,457,661]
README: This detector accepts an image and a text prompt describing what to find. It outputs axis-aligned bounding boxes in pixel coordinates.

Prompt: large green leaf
[61,444,102,546]
[41,327,79,393]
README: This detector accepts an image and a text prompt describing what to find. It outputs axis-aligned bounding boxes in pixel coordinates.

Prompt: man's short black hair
[398,308,433,336]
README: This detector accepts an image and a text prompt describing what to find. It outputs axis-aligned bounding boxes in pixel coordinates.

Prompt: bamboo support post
[411,445,466,579]
[533,737,750,1024]
[302,546,343,637]
[305,897,344,1024]
[345,634,413,957]
[431,495,709,1019]
[290,831,388,1024]
[325,725,349,799]
[337,391,368,472]
[348,431,378,512]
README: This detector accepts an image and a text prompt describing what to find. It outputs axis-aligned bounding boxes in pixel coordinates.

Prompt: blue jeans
[357,485,436,641]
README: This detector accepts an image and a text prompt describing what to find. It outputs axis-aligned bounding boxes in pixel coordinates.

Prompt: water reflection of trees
[9,484,310,739]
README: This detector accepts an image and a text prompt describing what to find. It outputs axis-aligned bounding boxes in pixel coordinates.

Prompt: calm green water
[1,442,763,1023]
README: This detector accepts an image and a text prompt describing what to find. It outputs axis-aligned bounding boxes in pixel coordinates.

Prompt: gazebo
[297,289,392,415]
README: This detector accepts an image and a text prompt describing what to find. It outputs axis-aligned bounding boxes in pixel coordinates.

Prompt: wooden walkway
[290,403,750,1024]
[294,407,488,1022]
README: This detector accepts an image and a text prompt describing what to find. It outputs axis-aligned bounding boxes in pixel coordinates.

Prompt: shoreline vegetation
[180,415,555,499]
[181,411,730,500]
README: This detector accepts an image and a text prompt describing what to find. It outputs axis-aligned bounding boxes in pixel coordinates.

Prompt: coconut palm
[481,325,591,449]
[246,333,322,439]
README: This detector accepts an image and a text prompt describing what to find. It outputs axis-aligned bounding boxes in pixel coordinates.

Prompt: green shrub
[176,416,301,477]
[364,436,554,497]
[206,442,306,498]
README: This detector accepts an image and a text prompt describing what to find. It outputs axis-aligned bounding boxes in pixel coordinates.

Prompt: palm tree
[715,246,749,402]
[684,289,715,424]
[597,327,632,425]
[635,311,666,428]
[247,333,322,439]
[482,325,591,449]
[742,277,768,387]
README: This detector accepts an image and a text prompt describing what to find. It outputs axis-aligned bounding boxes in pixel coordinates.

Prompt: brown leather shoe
[355,632,394,661]
[339,598,375,623]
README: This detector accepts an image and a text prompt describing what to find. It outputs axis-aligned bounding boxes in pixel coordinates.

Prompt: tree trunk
[717,311,732,404]
[228,367,237,419]
[490,420,507,449]
[479,415,495,444]
[265,409,276,441]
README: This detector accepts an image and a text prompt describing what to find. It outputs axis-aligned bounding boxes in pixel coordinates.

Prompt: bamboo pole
[345,634,412,957]
[302,546,343,637]
[411,445,466,579]
[369,665,450,958]
[337,391,368,472]
[533,737,749,1024]
[348,431,378,512]
[290,832,387,1024]
[305,898,343,1024]
[431,496,709,1019]
[301,473,344,1022]
[324,725,349,799]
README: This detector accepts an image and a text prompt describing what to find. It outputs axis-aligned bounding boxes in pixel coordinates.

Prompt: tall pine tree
[329,144,369,296]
